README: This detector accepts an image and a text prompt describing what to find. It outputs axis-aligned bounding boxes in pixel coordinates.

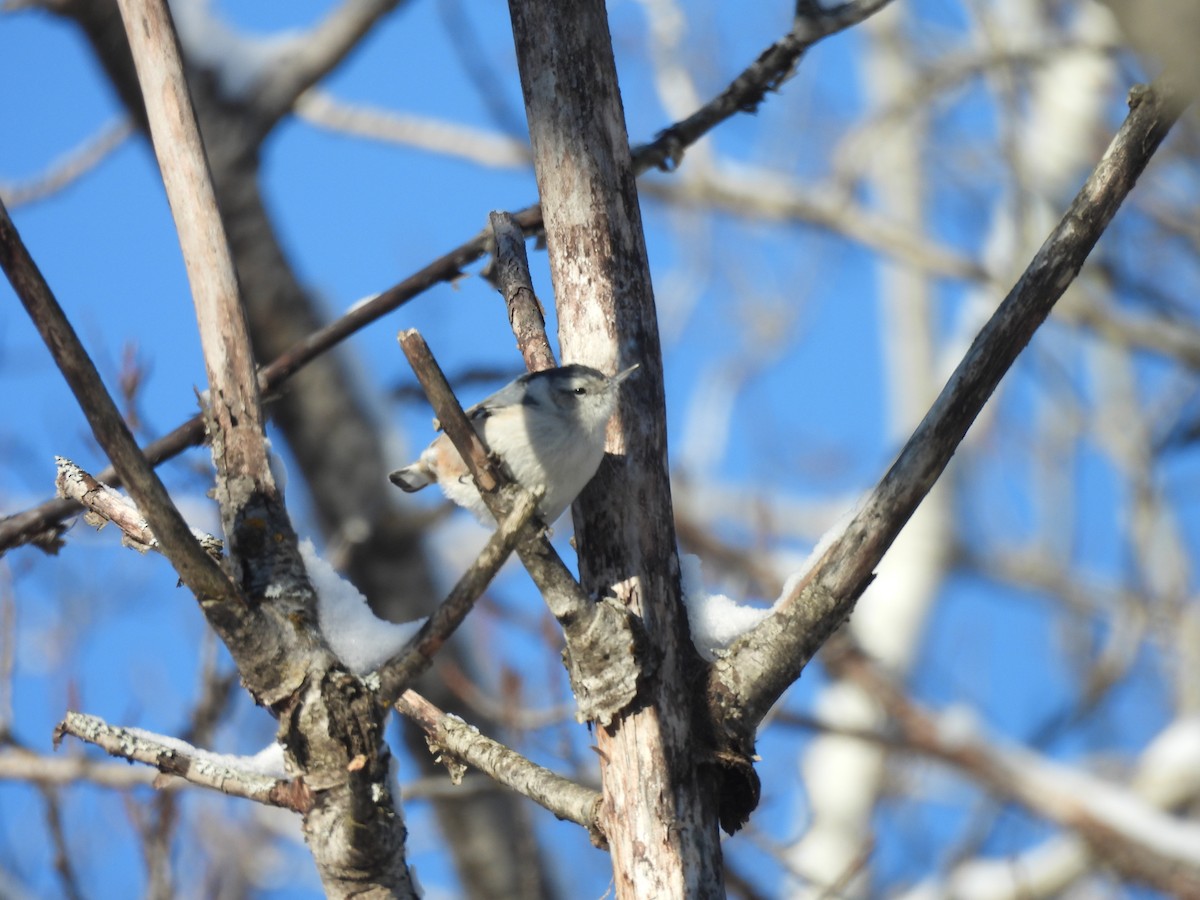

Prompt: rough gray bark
[112,3,415,894]
[28,1,557,896]
[507,0,725,895]
[709,80,1189,749]
[396,690,603,836]
[486,210,558,373]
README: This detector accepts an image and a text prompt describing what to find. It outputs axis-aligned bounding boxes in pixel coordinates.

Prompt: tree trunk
[507,0,726,895]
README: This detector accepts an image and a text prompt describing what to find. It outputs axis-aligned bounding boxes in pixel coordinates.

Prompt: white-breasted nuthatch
[389,363,639,524]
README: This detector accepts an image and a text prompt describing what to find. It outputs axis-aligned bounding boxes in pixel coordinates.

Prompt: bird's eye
[573,387,587,395]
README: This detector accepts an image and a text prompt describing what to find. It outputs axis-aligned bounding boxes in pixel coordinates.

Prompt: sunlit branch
[396,690,603,842]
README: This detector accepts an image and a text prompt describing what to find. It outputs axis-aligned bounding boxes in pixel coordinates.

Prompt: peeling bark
[507,0,725,894]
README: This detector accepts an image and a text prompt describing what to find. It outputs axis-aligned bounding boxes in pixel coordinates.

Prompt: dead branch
[396,690,602,841]
[375,486,542,704]
[53,712,312,813]
[712,79,1190,745]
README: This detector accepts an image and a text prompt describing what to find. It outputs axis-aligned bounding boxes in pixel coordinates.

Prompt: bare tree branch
[111,4,416,895]
[487,211,557,372]
[52,712,312,812]
[0,578,14,741]
[104,0,319,712]
[639,169,987,282]
[254,1,409,122]
[40,784,83,900]
[115,0,274,511]
[1,747,165,789]
[396,690,602,840]
[376,486,542,705]
[0,207,535,553]
[54,456,223,558]
[1,745,519,802]
[712,79,1190,743]
[0,117,134,208]
[824,641,1200,897]
[507,0,731,892]
[398,330,502,495]
[296,90,532,168]
[634,0,898,173]
[1060,287,1200,368]
[0,198,236,602]
[294,93,990,285]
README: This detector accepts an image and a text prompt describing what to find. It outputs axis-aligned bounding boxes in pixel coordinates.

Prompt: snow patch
[301,539,425,674]
[680,554,770,661]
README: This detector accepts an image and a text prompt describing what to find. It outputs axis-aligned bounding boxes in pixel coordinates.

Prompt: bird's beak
[613,363,640,385]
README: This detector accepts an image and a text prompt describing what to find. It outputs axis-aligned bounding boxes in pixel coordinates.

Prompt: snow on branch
[53,712,311,813]
[55,456,223,559]
[711,78,1191,744]
[299,539,425,676]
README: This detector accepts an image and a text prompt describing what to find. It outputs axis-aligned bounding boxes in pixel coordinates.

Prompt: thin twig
[182,636,239,747]
[633,0,897,173]
[53,712,312,813]
[376,486,543,705]
[0,198,235,602]
[54,456,223,558]
[398,330,501,494]
[396,689,602,842]
[40,785,84,900]
[0,572,14,741]
[125,788,176,900]
[0,117,134,208]
[396,332,604,632]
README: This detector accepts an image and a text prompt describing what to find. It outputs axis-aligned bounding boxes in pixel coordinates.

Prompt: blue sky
[1,1,1190,897]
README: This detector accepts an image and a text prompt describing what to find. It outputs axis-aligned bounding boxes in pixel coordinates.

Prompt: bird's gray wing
[466,376,533,420]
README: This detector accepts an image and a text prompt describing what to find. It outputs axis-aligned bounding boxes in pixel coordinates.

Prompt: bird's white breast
[481,406,608,525]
